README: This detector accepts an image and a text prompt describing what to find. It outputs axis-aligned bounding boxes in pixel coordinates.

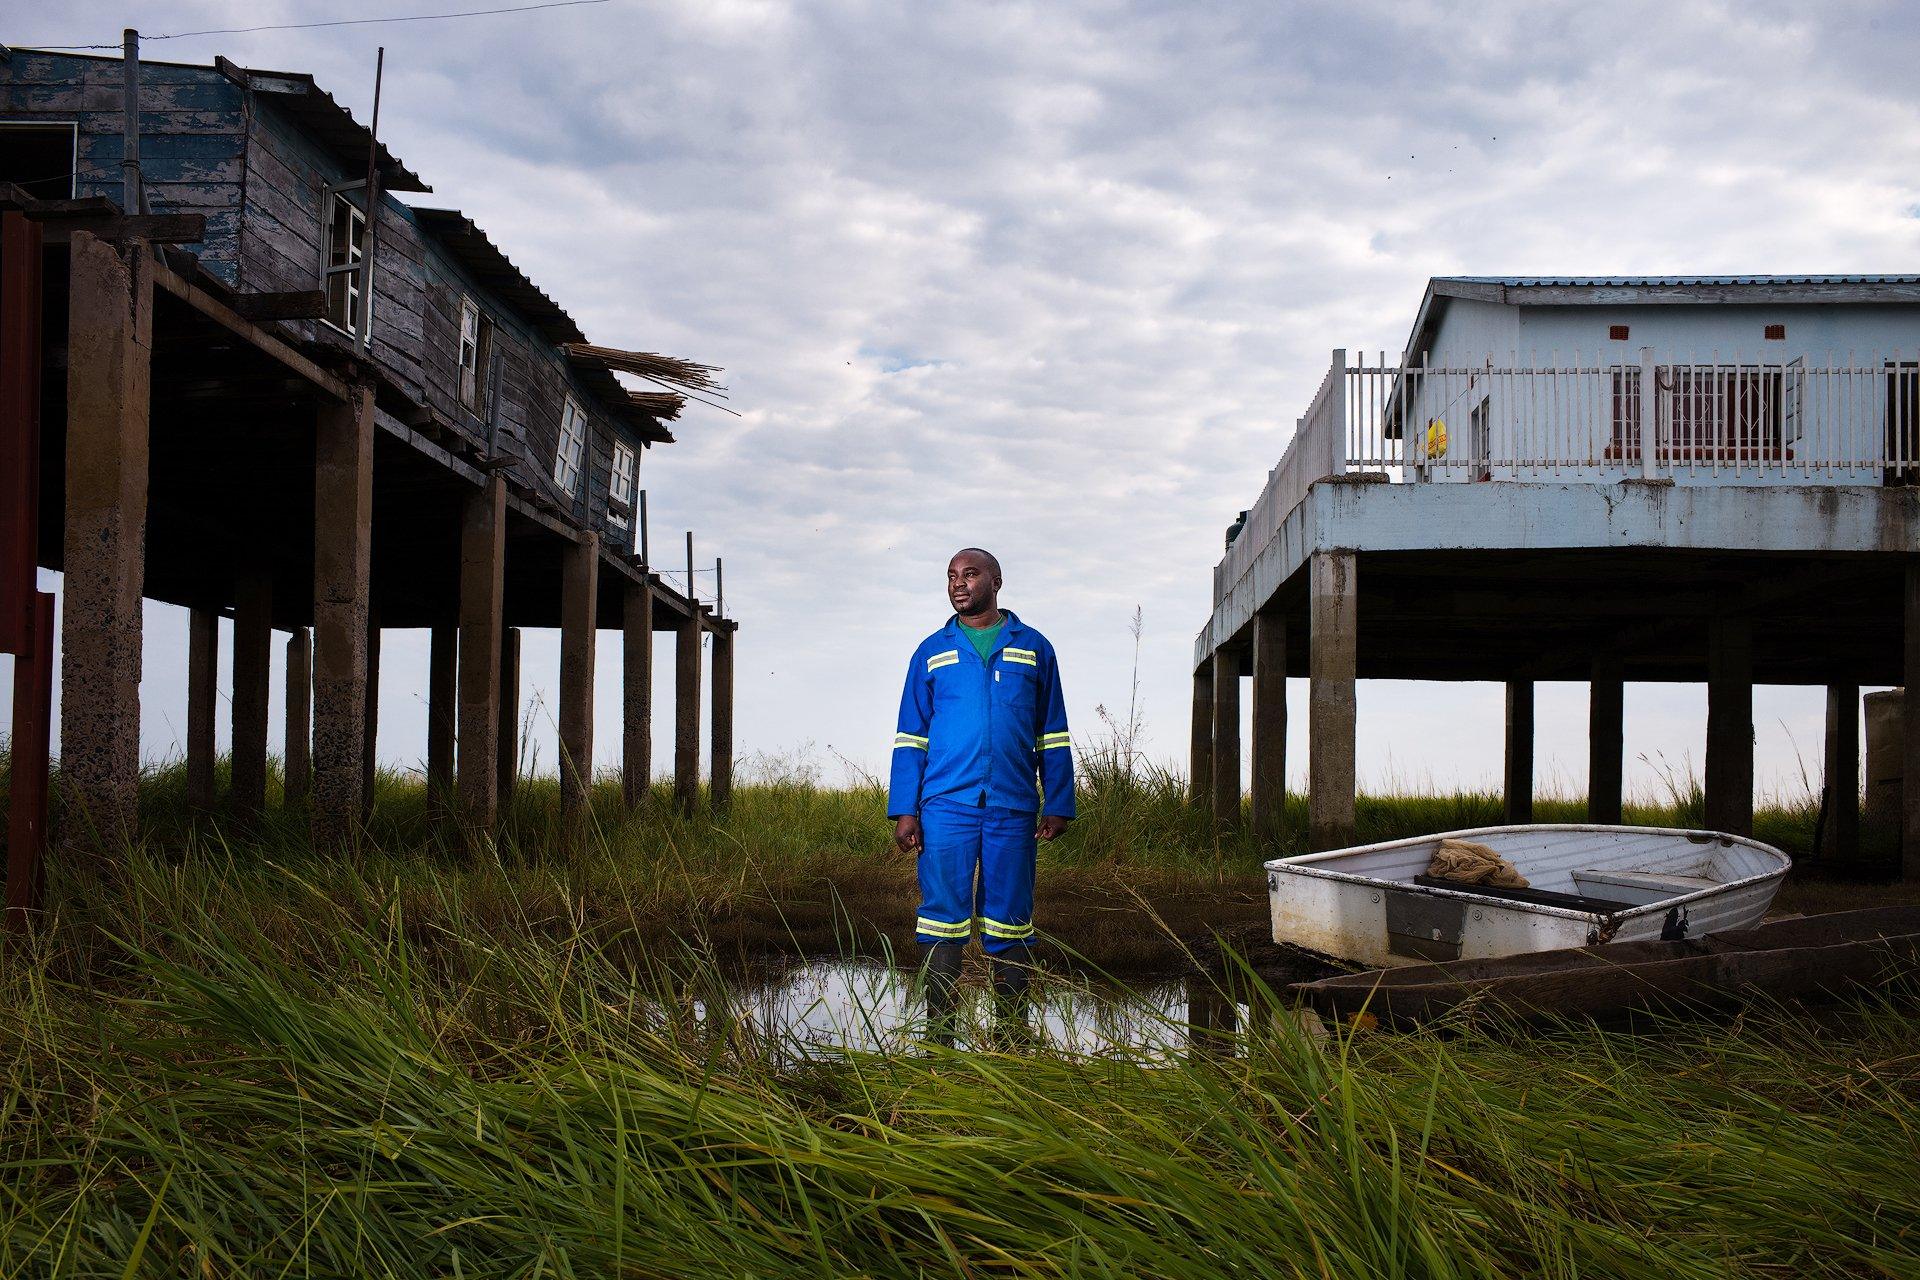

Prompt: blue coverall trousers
[914,797,1037,954]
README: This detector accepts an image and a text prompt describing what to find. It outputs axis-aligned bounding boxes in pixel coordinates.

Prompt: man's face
[948,553,1000,617]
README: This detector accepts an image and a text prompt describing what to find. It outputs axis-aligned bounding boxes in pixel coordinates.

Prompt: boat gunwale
[1262,823,1792,926]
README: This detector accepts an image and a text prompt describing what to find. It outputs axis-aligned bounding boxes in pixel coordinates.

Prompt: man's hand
[1036,815,1070,842]
[894,814,924,855]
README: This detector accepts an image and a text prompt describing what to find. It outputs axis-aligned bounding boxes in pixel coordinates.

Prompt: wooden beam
[559,532,600,844]
[5,592,54,927]
[231,289,328,321]
[285,628,311,810]
[151,258,350,403]
[675,612,702,817]
[623,580,654,809]
[33,212,205,245]
[311,384,374,851]
[711,628,734,814]
[427,622,457,814]
[498,628,521,806]
[458,476,507,837]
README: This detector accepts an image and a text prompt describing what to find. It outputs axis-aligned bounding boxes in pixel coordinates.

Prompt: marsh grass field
[3,745,1919,1276]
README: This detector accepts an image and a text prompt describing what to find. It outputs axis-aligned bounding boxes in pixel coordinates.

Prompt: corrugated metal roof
[1442,274,1920,287]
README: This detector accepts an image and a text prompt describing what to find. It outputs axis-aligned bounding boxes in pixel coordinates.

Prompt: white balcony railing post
[1328,348,1348,477]
[1638,346,1659,480]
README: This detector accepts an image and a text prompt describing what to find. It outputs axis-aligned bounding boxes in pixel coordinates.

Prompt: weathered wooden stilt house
[0,44,735,889]
[1195,275,1920,877]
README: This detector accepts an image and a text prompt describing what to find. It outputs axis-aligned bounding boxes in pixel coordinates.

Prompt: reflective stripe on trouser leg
[916,798,983,946]
[977,805,1038,955]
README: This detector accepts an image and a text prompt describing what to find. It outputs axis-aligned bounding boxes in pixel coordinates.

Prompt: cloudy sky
[10,0,1920,803]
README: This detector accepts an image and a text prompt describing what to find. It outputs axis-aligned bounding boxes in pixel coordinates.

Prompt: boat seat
[1572,869,1717,894]
[1412,875,1638,914]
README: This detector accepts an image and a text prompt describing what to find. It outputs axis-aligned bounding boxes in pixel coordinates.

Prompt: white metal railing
[1216,347,1920,598]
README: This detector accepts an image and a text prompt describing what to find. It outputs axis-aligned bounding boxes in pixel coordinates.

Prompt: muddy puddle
[697,959,1254,1061]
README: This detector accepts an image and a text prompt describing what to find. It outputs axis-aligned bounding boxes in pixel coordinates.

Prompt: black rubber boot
[990,954,1034,1050]
[919,943,964,1048]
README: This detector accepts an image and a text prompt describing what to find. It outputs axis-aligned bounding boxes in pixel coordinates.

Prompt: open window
[0,122,78,200]
[457,296,495,419]
[607,440,637,536]
[323,193,369,334]
[554,396,589,496]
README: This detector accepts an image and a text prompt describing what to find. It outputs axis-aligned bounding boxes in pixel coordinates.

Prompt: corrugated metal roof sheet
[1441,274,1920,287]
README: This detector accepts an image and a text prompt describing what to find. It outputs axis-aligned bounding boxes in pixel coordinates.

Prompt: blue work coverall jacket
[887,611,1075,820]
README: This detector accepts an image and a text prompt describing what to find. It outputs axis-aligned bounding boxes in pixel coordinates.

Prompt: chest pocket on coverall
[994,663,1036,714]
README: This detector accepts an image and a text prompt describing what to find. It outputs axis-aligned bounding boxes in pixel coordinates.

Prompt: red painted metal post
[0,210,44,655]
[6,592,56,928]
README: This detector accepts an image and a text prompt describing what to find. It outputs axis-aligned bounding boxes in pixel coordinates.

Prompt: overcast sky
[10,0,1920,803]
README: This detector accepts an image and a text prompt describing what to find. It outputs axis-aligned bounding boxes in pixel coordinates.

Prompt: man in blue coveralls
[889,548,1074,1045]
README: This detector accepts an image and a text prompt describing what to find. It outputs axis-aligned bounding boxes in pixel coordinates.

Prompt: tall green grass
[1,866,1916,1277]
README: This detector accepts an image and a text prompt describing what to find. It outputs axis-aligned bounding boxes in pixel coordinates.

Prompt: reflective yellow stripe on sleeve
[1036,731,1071,751]
[979,917,1036,940]
[916,916,972,938]
[894,732,929,750]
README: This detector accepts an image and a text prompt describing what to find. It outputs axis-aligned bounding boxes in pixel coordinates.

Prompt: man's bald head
[947,548,1003,621]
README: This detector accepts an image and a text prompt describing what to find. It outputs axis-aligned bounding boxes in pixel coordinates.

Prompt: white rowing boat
[1265,824,1790,968]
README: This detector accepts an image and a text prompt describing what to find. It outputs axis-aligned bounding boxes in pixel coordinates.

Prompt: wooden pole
[230,571,273,818]
[623,580,654,808]
[1212,643,1241,834]
[1250,612,1288,843]
[1308,550,1357,851]
[186,607,218,810]
[497,627,520,806]
[284,628,311,809]
[1588,658,1624,825]
[1905,561,1920,880]
[711,627,734,814]
[559,532,599,844]
[457,475,506,835]
[1504,680,1534,824]
[1704,614,1755,837]
[61,231,152,851]
[1189,664,1213,808]
[120,30,143,214]
[310,383,374,851]
[5,592,54,927]
[361,614,381,827]
[1825,683,1860,866]
[675,611,702,817]
[427,621,457,814]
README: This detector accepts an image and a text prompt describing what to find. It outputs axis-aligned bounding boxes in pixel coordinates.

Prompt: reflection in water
[712,960,1250,1062]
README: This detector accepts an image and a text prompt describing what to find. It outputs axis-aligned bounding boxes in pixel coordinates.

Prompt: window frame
[0,120,80,200]
[457,295,495,419]
[1608,363,1788,462]
[607,439,637,531]
[554,395,589,496]
[322,192,370,336]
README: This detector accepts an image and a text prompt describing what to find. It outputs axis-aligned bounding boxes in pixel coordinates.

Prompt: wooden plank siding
[0,53,248,281]
[2,49,657,547]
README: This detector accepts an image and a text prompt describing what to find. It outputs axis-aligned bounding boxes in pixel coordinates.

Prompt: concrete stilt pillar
[674,613,703,817]
[230,571,272,818]
[1905,560,1920,880]
[1704,615,1754,837]
[1824,683,1860,866]
[362,616,381,827]
[1866,690,1903,865]
[310,383,375,851]
[1504,679,1534,824]
[427,622,457,813]
[284,628,311,809]
[59,231,152,849]
[497,627,521,806]
[622,580,654,809]
[1588,658,1624,825]
[711,627,734,814]
[1212,642,1241,833]
[559,533,600,841]
[1250,612,1288,844]
[1308,550,1358,851]
[1189,665,1213,808]
[186,607,218,810]
[457,475,505,834]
